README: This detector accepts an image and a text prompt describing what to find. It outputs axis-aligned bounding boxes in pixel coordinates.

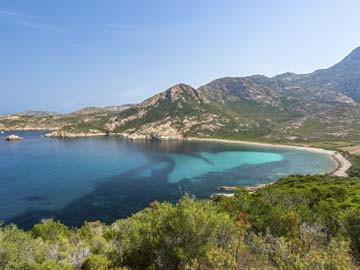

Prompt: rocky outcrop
[44,130,108,138]
[198,76,282,107]
[139,84,201,108]
[121,120,183,140]
[4,134,23,141]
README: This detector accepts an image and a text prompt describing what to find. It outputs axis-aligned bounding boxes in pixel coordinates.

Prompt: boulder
[4,134,23,141]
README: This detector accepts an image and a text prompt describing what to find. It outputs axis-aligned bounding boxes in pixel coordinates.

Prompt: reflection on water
[0,131,336,229]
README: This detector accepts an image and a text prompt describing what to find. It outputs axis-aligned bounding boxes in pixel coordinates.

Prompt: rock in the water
[4,134,23,141]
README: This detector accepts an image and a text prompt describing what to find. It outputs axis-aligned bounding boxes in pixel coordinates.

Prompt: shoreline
[185,137,351,177]
[1,130,352,177]
[329,151,352,177]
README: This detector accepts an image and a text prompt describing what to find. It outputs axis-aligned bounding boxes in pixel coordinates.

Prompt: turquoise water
[0,131,336,228]
[168,152,283,182]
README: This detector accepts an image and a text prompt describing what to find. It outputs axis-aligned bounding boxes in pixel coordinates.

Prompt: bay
[0,131,336,228]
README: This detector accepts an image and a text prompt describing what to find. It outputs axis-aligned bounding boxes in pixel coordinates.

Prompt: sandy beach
[186,137,351,177]
[330,152,352,177]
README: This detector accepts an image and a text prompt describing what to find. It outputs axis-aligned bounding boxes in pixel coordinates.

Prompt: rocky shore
[44,129,184,141]
[218,182,274,192]
[212,182,275,198]
[44,130,108,138]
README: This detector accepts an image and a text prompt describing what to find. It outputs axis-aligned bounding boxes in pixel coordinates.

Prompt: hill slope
[101,47,360,141]
[2,47,360,142]
[292,47,360,101]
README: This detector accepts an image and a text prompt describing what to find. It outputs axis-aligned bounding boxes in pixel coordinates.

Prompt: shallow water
[0,131,336,228]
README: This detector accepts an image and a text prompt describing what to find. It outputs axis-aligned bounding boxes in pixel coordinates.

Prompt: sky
[1,0,360,114]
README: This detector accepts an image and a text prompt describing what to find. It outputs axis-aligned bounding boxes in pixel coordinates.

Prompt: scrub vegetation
[1,175,360,270]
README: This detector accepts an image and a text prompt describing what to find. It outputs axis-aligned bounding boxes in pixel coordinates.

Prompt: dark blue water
[0,131,336,228]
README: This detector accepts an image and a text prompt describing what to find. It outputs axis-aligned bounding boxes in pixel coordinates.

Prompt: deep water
[0,131,336,229]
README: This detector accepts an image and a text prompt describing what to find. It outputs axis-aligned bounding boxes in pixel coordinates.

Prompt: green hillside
[1,174,359,270]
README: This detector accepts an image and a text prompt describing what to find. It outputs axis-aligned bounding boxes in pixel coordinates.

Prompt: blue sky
[1,0,360,114]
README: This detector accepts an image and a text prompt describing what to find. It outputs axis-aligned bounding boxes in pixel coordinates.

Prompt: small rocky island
[3,134,23,141]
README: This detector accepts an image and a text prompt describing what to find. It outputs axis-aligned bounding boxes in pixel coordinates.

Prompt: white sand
[330,152,352,177]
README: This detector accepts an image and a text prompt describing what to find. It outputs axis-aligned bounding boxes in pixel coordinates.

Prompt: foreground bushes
[0,196,237,270]
[1,175,360,269]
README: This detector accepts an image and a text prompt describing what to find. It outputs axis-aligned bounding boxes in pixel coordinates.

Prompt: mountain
[291,47,360,101]
[2,47,360,142]
[108,46,360,141]
[105,84,214,139]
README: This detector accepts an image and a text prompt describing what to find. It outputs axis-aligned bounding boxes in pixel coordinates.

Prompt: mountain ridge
[71,105,134,115]
[2,47,360,142]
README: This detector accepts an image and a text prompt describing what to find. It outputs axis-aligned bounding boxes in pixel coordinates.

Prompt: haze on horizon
[1,0,360,114]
